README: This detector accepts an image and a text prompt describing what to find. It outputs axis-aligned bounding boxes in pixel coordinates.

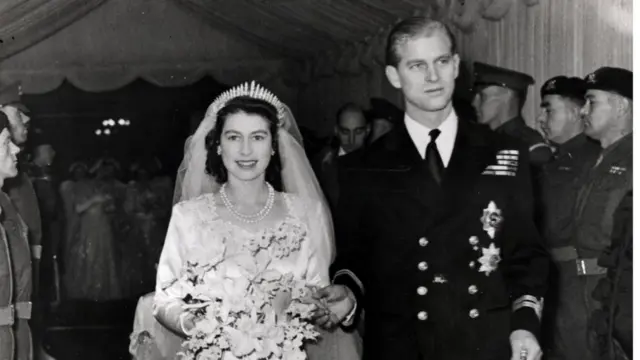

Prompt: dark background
[22,77,228,182]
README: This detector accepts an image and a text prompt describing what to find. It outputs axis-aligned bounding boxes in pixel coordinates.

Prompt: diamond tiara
[208,81,285,120]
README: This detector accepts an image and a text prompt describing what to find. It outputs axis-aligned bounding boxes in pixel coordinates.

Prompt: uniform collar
[495,116,525,134]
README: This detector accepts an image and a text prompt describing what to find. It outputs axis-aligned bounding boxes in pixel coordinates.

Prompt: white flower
[478,243,501,276]
[177,230,319,360]
[224,326,258,357]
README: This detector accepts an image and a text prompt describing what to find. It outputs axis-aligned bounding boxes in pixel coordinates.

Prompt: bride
[129,82,362,360]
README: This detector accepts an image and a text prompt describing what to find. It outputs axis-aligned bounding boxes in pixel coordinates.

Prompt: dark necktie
[425,129,444,184]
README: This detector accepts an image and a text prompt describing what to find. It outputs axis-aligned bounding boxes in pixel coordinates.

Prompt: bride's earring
[217,146,222,155]
[271,149,275,156]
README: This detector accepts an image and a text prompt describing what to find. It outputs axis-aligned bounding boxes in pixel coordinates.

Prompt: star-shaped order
[480,201,503,239]
[478,243,501,276]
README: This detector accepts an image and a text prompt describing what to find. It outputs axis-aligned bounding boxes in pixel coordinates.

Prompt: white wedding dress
[129,192,362,360]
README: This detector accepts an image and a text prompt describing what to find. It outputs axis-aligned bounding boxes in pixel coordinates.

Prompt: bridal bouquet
[175,223,320,360]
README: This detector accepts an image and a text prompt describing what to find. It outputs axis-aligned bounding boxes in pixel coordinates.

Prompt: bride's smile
[220,112,273,182]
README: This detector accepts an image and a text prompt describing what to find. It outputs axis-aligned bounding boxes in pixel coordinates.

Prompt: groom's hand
[510,330,542,360]
[311,285,356,329]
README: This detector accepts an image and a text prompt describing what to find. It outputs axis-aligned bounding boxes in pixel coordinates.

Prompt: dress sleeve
[303,199,332,288]
[153,203,189,332]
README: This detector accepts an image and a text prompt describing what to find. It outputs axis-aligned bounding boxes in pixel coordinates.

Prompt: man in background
[535,75,600,359]
[572,67,632,360]
[28,143,63,309]
[315,103,370,210]
[0,81,39,359]
[472,62,553,167]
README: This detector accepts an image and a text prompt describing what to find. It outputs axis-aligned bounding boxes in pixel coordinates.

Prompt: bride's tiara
[208,81,285,120]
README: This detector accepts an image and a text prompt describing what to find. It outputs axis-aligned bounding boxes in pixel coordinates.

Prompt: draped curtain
[0,0,297,105]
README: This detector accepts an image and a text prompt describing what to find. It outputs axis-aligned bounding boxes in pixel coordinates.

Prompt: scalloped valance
[0,59,290,94]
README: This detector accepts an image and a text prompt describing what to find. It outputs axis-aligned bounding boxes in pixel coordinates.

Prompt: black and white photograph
[0,0,633,359]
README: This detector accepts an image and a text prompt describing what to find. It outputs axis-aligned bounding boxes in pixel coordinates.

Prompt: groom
[314,17,550,360]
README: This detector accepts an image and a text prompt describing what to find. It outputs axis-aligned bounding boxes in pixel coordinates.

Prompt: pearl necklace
[220,182,275,224]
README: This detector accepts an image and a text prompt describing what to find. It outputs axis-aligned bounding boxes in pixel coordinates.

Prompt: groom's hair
[204,96,283,190]
[385,16,458,67]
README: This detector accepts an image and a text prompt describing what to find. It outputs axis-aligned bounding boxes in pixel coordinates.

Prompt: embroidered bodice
[153,192,331,321]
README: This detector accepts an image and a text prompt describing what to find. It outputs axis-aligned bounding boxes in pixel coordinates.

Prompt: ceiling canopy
[170,0,434,58]
[0,0,545,96]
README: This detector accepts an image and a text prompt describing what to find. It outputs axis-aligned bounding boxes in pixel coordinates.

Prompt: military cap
[540,76,587,102]
[366,97,403,124]
[584,67,632,100]
[0,81,29,113]
[473,62,535,93]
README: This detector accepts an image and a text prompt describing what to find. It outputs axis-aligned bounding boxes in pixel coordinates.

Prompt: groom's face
[385,30,460,114]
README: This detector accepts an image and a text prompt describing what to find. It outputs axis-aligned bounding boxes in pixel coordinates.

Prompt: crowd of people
[0,79,173,357]
[0,14,632,360]
[57,157,172,302]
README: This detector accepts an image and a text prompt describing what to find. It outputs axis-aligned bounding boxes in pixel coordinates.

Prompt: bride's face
[219,111,273,182]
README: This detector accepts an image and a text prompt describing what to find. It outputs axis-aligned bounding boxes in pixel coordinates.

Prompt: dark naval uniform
[539,134,600,359]
[331,117,550,360]
[0,192,33,360]
[591,190,632,360]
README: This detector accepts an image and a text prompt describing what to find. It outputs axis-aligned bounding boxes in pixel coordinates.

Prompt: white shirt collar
[338,147,347,157]
[404,110,458,167]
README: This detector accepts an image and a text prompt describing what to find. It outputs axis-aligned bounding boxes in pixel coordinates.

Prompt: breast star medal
[478,243,501,276]
[480,201,503,239]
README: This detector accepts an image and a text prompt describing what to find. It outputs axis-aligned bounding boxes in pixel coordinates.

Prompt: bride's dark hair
[204,96,283,190]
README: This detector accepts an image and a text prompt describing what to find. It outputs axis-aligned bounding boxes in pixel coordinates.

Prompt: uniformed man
[314,17,550,360]
[472,62,553,167]
[0,81,42,359]
[571,67,633,360]
[0,82,42,270]
[535,76,601,359]
[0,110,32,360]
[28,143,62,307]
[590,190,632,360]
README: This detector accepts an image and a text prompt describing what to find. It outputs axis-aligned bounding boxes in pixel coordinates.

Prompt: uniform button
[419,237,429,247]
[418,261,428,271]
[469,309,479,318]
[468,285,478,294]
[417,311,428,320]
[417,286,428,295]
[469,236,479,245]
[469,261,476,269]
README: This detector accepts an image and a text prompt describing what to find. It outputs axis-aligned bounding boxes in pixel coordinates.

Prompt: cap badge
[545,79,556,90]
[587,73,597,84]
